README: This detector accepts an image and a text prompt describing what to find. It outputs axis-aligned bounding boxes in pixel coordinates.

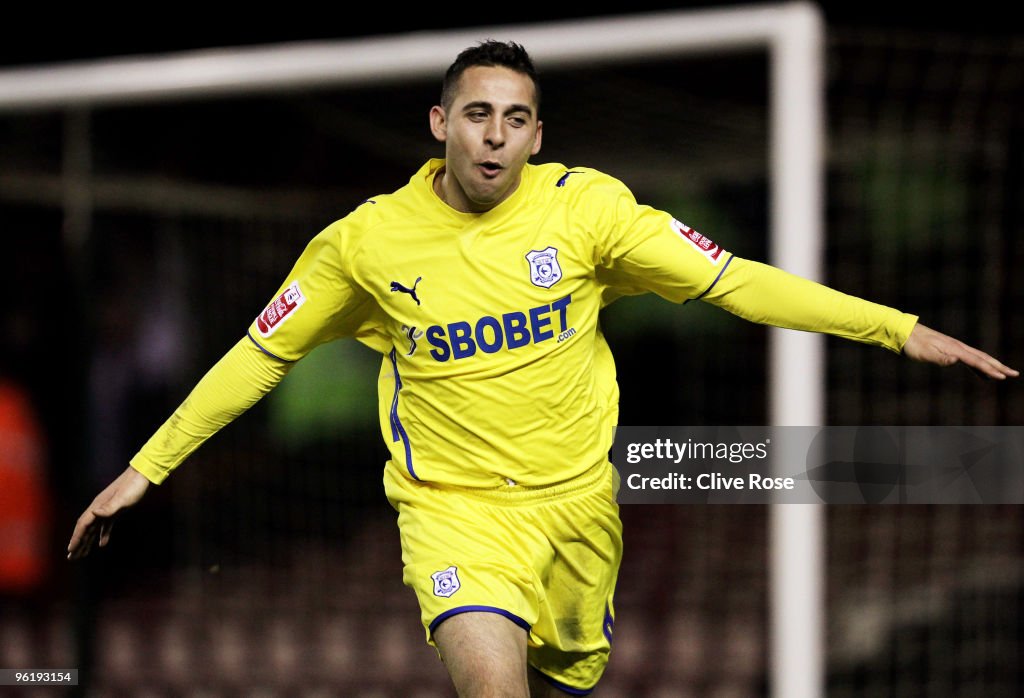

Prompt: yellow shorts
[384,460,623,695]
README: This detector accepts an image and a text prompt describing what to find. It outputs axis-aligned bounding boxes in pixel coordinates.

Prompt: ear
[531,120,543,156]
[429,105,448,143]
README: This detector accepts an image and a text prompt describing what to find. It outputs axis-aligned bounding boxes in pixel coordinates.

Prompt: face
[429,65,543,213]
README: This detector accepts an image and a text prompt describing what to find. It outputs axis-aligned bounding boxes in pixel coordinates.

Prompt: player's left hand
[903,322,1019,380]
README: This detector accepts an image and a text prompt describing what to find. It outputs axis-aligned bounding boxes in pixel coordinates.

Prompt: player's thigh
[434,610,530,697]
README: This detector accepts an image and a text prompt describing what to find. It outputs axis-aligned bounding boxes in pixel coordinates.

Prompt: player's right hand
[67,465,150,560]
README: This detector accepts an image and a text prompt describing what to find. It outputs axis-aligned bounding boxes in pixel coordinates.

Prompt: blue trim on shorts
[388,348,418,480]
[532,668,595,696]
[246,331,293,362]
[428,606,531,635]
[685,253,734,304]
[603,602,614,644]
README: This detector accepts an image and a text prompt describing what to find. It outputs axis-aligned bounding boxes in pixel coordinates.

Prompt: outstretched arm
[903,323,1018,380]
[702,256,1017,379]
[66,218,381,559]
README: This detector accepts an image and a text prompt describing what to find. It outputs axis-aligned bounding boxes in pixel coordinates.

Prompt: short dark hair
[440,40,540,112]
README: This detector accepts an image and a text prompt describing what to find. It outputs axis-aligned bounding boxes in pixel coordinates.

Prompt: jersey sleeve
[586,173,917,352]
[592,175,731,304]
[247,218,385,362]
[701,256,919,353]
[130,337,291,484]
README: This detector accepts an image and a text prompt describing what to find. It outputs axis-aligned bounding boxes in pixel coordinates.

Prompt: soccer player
[67,41,1017,696]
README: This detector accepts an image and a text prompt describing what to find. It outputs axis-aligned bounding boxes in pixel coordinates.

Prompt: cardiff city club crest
[431,566,461,598]
[525,247,563,289]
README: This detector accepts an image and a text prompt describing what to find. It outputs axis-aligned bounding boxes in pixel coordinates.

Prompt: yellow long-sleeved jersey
[130,160,917,488]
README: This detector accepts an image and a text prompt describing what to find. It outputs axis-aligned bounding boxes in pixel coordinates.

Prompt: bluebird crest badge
[526,247,563,289]
[431,566,461,598]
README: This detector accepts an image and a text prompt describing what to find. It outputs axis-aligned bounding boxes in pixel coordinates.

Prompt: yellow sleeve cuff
[130,456,171,485]
[892,312,920,353]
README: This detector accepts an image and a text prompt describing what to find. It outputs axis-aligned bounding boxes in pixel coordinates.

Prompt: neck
[432,166,450,206]
[433,166,480,213]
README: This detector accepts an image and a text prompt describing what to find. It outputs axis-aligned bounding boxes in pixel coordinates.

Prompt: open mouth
[478,161,503,177]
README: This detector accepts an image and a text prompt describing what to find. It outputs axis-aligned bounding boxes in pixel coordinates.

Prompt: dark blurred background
[0,2,1020,66]
[1,3,1021,696]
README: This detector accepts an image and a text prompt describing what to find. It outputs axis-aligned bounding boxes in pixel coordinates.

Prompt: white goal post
[0,4,825,696]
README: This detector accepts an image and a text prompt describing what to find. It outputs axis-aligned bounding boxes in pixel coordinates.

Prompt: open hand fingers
[955,342,1018,380]
[68,508,117,559]
[99,519,115,548]
[67,511,100,560]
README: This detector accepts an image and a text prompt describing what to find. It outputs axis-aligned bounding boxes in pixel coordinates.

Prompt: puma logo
[390,276,423,305]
